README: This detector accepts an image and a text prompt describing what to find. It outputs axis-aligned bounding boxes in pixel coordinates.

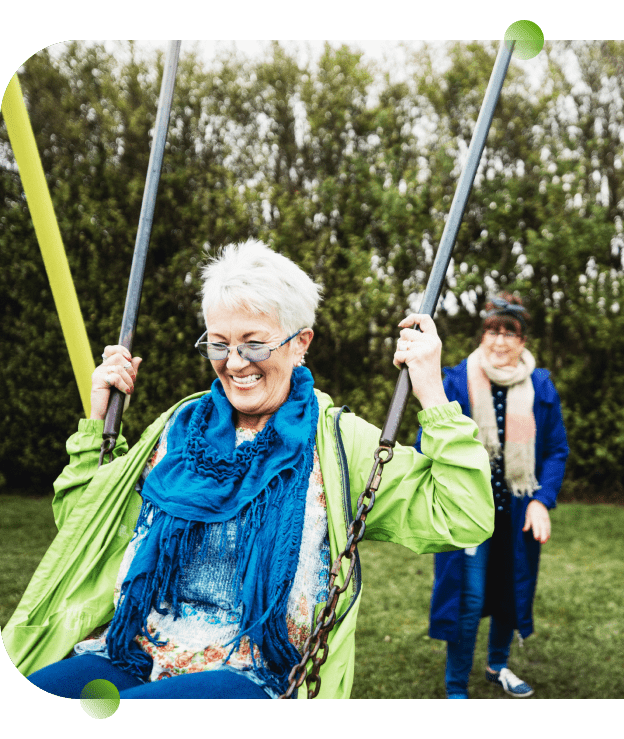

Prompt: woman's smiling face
[480,327,526,368]
[205,305,313,431]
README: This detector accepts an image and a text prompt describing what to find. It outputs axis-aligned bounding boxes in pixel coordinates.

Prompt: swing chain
[98,437,116,467]
[279,443,394,699]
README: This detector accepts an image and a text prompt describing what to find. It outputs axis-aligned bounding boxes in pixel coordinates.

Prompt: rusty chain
[279,443,394,699]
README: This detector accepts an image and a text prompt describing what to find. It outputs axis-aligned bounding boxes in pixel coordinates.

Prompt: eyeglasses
[484,329,521,341]
[195,328,303,362]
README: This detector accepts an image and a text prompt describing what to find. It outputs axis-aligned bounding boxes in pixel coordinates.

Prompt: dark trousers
[445,538,515,698]
[27,654,270,699]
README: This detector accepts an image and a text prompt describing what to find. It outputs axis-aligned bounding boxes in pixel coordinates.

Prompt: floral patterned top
[73,400,330,697]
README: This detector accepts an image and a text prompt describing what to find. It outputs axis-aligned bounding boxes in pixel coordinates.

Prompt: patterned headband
[485,297,527,329]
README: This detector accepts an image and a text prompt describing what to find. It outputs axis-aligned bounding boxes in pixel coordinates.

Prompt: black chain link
[98,437,116,467]
[279,444,394,699]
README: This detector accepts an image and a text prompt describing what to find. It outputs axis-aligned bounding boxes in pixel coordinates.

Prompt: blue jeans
[27,654,270,699]
[445,539,515,698]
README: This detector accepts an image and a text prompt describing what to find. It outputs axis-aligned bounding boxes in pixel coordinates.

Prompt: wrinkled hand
[523,499,551,543]
[393,314,449,409]
[90,345,142,420]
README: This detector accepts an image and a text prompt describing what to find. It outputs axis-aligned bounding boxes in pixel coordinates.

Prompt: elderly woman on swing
[13,240,494,699]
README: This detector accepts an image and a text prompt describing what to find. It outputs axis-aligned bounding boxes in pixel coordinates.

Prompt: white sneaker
[486,667,534,697]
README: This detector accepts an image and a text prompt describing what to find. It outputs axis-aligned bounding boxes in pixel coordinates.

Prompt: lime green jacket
[1,390,493,699]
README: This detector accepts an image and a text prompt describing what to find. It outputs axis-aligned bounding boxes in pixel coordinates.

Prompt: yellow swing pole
[2,72,95,417]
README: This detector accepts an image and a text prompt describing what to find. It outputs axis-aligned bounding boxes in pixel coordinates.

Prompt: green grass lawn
[351,503,624,699]
[1,497,622,698]
[0,495,59,630]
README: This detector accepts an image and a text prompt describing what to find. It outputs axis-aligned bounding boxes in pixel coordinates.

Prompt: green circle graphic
[80,679,120,719]
[504,20,545,60]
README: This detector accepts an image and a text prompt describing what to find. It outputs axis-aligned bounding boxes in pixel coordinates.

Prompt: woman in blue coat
[415,294,568,699]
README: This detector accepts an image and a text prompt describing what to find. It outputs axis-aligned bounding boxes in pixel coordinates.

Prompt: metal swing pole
[2,74,96,417]
[99,40,181,466]
[283,39,515,699]
[379,39,515,447]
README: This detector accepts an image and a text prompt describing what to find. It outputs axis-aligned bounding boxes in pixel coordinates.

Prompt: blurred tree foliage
[1,40,623,501]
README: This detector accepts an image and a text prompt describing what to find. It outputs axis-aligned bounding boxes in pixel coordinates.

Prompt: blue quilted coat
[415,358,569,641]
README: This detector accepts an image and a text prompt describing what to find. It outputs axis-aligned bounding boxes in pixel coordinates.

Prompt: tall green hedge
[1,41,623,501]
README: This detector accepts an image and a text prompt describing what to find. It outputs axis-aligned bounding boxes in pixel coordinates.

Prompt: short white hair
[200,240,322,334]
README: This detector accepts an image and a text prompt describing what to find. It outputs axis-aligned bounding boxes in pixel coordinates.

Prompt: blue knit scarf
[106,367,319,695]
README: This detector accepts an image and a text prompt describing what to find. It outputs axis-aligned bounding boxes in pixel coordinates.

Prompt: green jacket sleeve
[341,401,494,554]
[52,420,129,530]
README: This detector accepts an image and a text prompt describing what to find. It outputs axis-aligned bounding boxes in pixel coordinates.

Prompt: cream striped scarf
[467,346,540,498]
